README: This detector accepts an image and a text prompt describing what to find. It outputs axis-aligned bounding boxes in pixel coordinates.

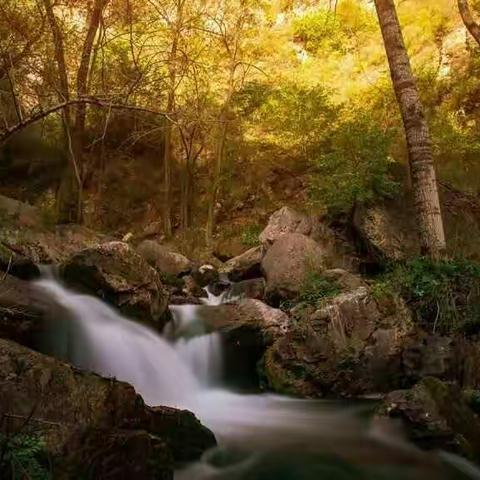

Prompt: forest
[2,0,480,479]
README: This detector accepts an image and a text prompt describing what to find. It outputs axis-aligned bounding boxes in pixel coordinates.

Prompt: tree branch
[0,97,172,144]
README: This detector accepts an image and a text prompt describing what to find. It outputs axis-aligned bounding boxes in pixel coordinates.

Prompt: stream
[34,278,480,480]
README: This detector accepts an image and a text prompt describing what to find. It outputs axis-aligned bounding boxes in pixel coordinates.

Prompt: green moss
[282,272,341,311]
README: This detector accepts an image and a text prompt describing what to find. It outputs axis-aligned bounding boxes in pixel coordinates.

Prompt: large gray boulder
[137,240,193,277]
[61,242,169,328]
[221,245,264,281]
[260,206,334,247]
[263,283,414,397]
[261,233,326,301]
[0,339,215,479]
[353,201,419,263]
[174,299,290,346]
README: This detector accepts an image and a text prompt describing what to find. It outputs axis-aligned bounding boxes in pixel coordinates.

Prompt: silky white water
[34,278,480,480]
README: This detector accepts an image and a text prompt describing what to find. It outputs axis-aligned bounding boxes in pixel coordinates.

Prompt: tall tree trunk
[205,118,228,244]
[374,0,446,258]
[162,1,184,237]
[458,0,480,46]
[44,0,82,224]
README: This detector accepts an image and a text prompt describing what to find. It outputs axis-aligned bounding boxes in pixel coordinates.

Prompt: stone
[225,278,266,301]
[221,246,264,281]
[0,242,40,279]
[192,264,219,287]
[61,241,169,328]
[261,233,326,301]
[194,299,290,345]
[353,201,420,263]
[377,377,480,457]
[137,240,193,276]
[0,275,47,346]
[263,285,414,397]
[0,339,215,479]
[260,206,316,244]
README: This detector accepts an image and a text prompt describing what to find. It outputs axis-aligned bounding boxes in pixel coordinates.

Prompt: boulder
[137,240,193,276]
[193,299,290,345]
[352,183,480,264]
[225,278,266,301]
[263,285,414,397]
[353,201,419,264]
[0,339,215,478]
[260,206,335,247]
[377,377,480,457]
[0,242,40,279]
[61,242,169,328]
[221,245,264,281]
[0,275,46,345]
[261,233,326,301]
[192,264,219,287]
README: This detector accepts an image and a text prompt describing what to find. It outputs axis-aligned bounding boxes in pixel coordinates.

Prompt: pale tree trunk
[374,0,446,259]
[458,0,480,46]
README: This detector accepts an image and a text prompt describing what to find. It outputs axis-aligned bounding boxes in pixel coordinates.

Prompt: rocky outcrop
[61,242,169,328]
[261,233,326,301]
[221,245,264,281]
[137,240,193,276]
[263,284,414,397]
[353,201,420,263]
[352,184,480,264]
[0,339,215,479]
[377,377,480,457]
[260,206,333,246]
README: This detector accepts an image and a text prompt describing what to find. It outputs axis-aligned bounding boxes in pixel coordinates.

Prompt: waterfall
[34,278,480,480]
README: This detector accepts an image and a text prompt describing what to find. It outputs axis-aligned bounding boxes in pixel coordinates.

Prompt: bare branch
[0,97,172,144]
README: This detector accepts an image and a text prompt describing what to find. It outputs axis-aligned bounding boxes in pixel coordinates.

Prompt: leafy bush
[0,432,50,480]
[293,9,347,53]
[293,2,376,54]
[240,224,262,247]
[309,112,399,214]
[373,257,480,334]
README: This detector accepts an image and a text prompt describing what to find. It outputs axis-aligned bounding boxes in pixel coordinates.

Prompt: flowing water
[34,278,480,480]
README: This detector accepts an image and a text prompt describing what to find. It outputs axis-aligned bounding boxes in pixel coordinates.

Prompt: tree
[458,0,480,47]
[45,0,109,224]
[205,1,258,243]
[374,0,446,259]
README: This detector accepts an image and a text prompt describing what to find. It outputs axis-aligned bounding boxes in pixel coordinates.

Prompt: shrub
[308,112,399,214]
[240,224,262,247]
[0,431,50,480]
[373,257,480,335]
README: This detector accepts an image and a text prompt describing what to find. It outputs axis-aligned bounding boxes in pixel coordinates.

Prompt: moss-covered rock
[61,241,169,328]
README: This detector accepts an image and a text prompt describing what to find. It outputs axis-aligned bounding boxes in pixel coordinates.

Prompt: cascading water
[34,277,480,480]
